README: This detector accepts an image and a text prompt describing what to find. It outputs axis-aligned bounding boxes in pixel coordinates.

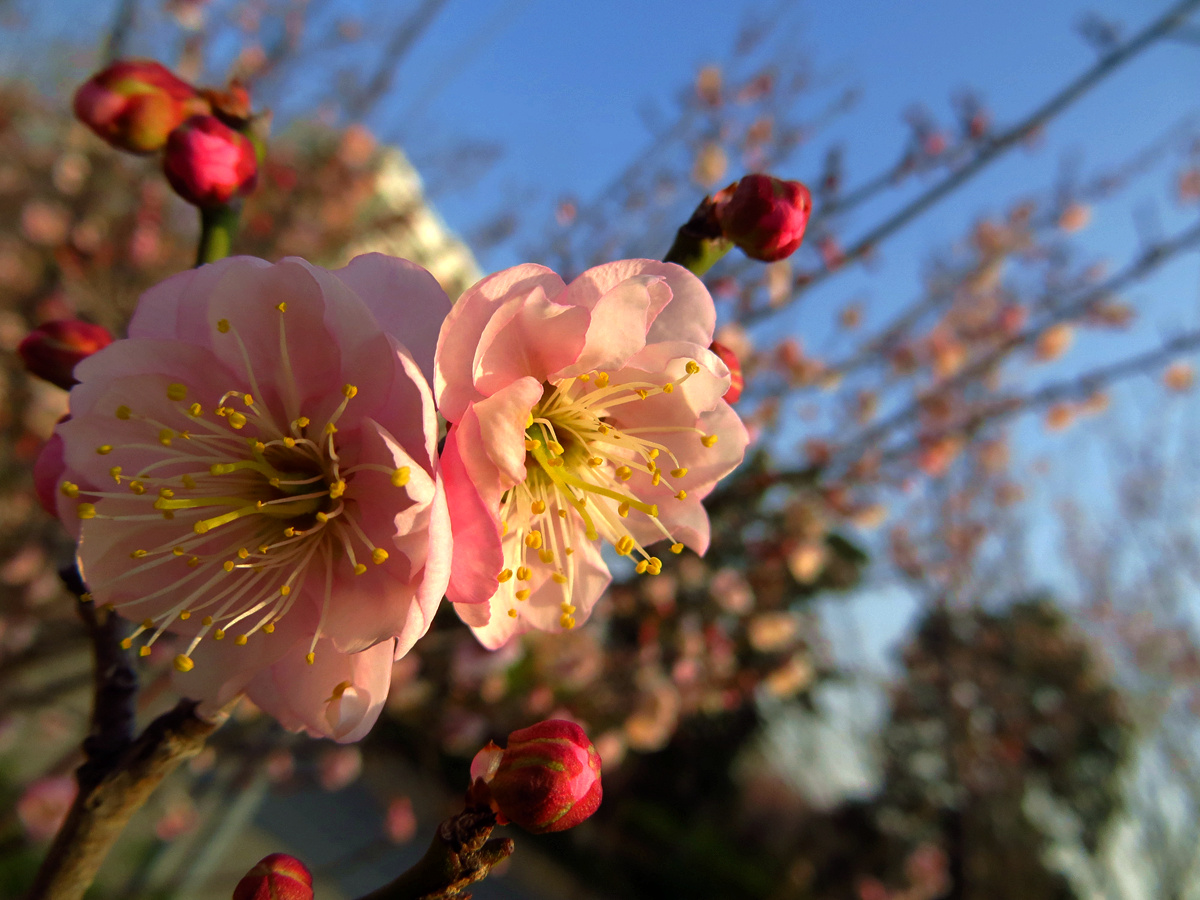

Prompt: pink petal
[471,290,588,397]
[560,275,665,376]
[473,376,542,485]
[442,416,504,607]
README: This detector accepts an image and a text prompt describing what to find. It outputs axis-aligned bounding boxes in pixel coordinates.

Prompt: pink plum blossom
[435,259,748,648]
[17,775,77,842]
[38,254,452,741]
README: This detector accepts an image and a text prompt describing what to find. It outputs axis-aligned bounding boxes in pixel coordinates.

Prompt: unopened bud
[73,59,208,154]
[709,341,743,404]
[163,115,258,208]
[231,853,313,900]
[470,719,602,834]
[19,320,114,389]
[714,174,812,262]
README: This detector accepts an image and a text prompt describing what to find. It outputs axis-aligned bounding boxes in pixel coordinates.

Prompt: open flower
[435,260,748,648]
[39,254,452,740]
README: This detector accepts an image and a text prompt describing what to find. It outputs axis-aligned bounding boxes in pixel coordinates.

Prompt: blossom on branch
[435,260,748,648]
[37,254,452,741]
[163,115,258,208]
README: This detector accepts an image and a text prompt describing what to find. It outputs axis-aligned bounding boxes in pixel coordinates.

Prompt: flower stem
[662,194,732,276]
[195,204,240,267]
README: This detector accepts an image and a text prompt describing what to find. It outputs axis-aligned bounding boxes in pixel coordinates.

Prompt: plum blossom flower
[435,260,748,648]
[38,254,452,740]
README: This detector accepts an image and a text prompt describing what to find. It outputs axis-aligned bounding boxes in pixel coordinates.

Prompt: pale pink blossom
[17,775,77,842]
[435,259,748,648]
[39,254,452,741]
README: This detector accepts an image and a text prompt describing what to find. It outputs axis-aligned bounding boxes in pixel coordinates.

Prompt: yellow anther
[352,562,366,575]
[258,544,270,554]
[284,527,296,537]
[516,589,531,601]
[263,623,275,633]
[588,456,604,467]
[552,573,568,584]
[221,560,234,572]
[131,549,147,559]
[636,389,649,400]
[139,646,151,657]
[276,302,287,313]
[283,437,296,448]
[236,548,250,559]
[547,440,564,455]
[531,500,547,515]
[565,546,574,555]
[325,422,338,435]
[316,512,329,524]
[172,546,185,557]
[179,610,191,620]
[202,616,214,626]
[342,384,358,399]
[686,360,701,375]
[253,440,266,452]
[560,615,576,629]
[280,585,291,596]
[115,404,131,420]
[616,536,635,556]
[174,654,194,672]
[372,548,389,564]
[671,467,688,478]
[158,429,174,446]
[636,560,649,574]
[159,488,174,499]
[616,466,632,481]
[96,445,113,455]
[167,383,188,401]
[524,530,543,549]
[217,319,230,333]
[329,479,347,499]
[181,474,196,489]
[187,402,203,417]
[579,373,591,381]
[595,372,610,387]
[60,481,80,498]
[597,423,610,435]
[121,638,133,649]
[79,593,93,603]
[213,628,226,640]
[648,556,662,570]
[77,503,97,519]
[140,618,153,629]
[648,449,660,459]
[538,548,554,564]
[675,490,688,500]
[618,502,631,518]
[525,438,542,451]
[235,635,248,646]
[109,466,123,483]
[294,416,310,428]
[508,609,519,618]
[701,434,719,447]
[497,569,514,583]
[187,557,201,567]
[671,542,685,554]
[547,457,564,467]
[517,566,532,581]
[561,602,576,613]
[129,480,146,494]
[227,412,247,429]
[662,383,675,393]
[558,509,568,519]
[306,652,316,665]
[648,504,659,517]
[652,472,662,486]
[391,467,411,487]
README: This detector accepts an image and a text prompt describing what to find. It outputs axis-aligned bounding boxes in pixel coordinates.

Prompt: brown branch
[346,0,451,121]
[355,808,514,900]
[740,0,1200,326]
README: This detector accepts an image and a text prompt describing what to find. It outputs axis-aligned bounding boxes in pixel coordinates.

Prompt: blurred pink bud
[163,115,258,208]
[385,796,417,844]
[709,341,743,403]
[74,59,208,154]
[470,719,602,834]
[317,746,362,792]
[17,776,76,842]
[19,320,114,389]
[714,174,812,262]
[232,853,313,900]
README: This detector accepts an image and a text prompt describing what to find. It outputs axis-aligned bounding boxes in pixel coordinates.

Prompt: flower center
[493,362,721,627]
[66,310,410,672]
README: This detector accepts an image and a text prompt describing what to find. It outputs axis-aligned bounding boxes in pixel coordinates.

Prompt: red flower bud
[163,115,258,208]
[714,174,812,262]
[709,341,743,404]
[73,59,208,154]
[231,853,313,900]
[471,719,602,834]
[19,320,114,389]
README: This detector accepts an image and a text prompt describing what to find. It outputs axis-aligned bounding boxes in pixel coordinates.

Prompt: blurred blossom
[51,153,90,196]
[21,201,71,247]
[318,746,363,792]
[624,681,681,751]
[786,540,826,584]
[385,796,417,844]
[1179,168,1200,203]
[710,567,753,615]
[555,197,578,226]
[763,654,814,698]
[154,798,199,840]
[748,612,799,653]
[692,142,728,188]
[187,745,217,775]
[593,730,627,770]
[765,260,792,307]
[265,749,296,784]
[1044,403,1074,432]
[1034,323,1073,361]
[17,776,76,842]
[695,66,723,107]
[1057,202,1091,232]
[1163,362,1194,392]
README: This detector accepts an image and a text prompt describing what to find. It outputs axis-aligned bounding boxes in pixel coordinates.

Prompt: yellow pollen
[579,373,591,381]
[80,593,93,603]
[372,548,389,564]
[284,527,296,538]
[618,502,631,518]
[130,481,146,494]
[547,440,565,455]
[77,503,97,519]
[343,384,358,398]
[588,456,604,467]
[538,548,554,564]
[652,473,662,486]
[167,383,188,401]
[131,549,147,559]
[648,504,659,516]
[636,389,649,400]
[141,618,153,629]
[179,610,191,620]
[227,412,247,429]
[316,512,329,524]
[280,585,291,596]
[552,573,568,584]
[525,438,542,451]
[60,481,79,498]
[701,434,719,447]
[222,560,235,572]
[598,423,610,435]
[392,467,411,487]
[517,566,532,581]
[120,638,132,649]
[560,615,576,629]
[283,437,296,449]
[174,655,194,672]
[616,536,635,556]
[671,542,685,554]
[306,652,316,665]
[258,544,269,554]
[686,360,701,375]
[531,500,547,515]
[662,383,675,393]
[115,405,131,419]
[139,646,151,657]
[648,449,660,459]
[565,547,574,555]
[516,589,531,601]
[263,623,275,633]
[548,457,564,467]
[187,402,203,417]
[235,635,248,645]
[96,445,113,455]
[159,488,174,499]
[240,393,253,406]
[508,609,519,618]
[172,546,185,556]
[671,467,688,478]
[202,616,214,626]
[675,490,688,500]
[217,319,230,333]
[325,422,338,435]
[595,372,610,387]
[636,560,649,574]
[110,466,122,483]
[213,629,225,640]
[497,569,513,583]
[294,416,310,428]
[329,479,347,499]
[237,548,250,559]
[525,530,543,549]
[276,302,287,313]
[561,602,576,613]
[558,510,568,519]
[616,466,632,481]
[354,563,367,575]
[158,429,174,446]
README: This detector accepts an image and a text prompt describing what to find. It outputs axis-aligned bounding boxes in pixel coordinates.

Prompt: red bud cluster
[163,116,259,208]
[19,320,114,390]
[715,174,812,262]
[73,60,209,154]
[470,719,602,834]
[231,853,313,900]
